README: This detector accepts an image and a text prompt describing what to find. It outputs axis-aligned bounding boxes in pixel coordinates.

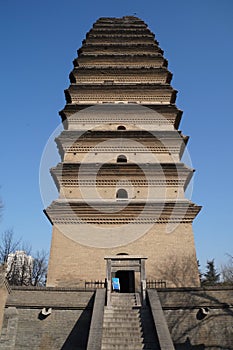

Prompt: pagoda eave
[45,199,202,225]
[66,83,175,91]
[50,162,194,191]
[51,162,194,177]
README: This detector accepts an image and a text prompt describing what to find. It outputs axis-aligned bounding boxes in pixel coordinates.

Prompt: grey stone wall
[0,286,232,350]
[157,286,233,349]
[0,287,94,350]
[0,266,10,331]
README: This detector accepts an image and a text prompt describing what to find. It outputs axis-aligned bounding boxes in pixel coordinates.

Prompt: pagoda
[45,16,201,288]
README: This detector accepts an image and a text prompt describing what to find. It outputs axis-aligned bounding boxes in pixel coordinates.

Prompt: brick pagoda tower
[45,16,201,288]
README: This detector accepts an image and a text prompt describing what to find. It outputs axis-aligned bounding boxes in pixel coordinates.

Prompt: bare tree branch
[0,229,21,263]
[6,250,33,286]
[221,255,233,284]
[32,250,48,286]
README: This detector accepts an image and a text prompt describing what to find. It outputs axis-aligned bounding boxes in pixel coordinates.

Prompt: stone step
[109,306,139,310]
[103,318,140,324]
[111,292,136,299]
[101,337,143,344]
[103,344,157,350]
[111,296,136,301]
[101,295,152,350]
[103,324,141,330]
[104,309,139,315]
[102,329,142,334]
[102,332,142,338]
[101,344,143,350]
[104,313,140,318]
[103,312,140,318]
[111,296,136,299]
[104,315,140,321]
[105,307,139,311]
[111,300,137,304]
[111,298,136,301]
[111,296,136,300]
[106,302,137,305]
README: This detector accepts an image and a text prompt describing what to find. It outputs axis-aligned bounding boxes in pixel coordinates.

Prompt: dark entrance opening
[115,270,135,293]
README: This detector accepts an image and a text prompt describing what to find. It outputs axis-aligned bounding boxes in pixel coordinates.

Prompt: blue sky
[0,0,232,272]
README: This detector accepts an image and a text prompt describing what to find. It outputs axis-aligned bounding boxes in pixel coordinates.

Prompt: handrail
[147,289,175,350]
[86,289,106,350]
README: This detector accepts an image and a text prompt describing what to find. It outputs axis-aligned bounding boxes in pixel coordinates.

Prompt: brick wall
[157,286,233,349]
[47,223,200,288]
[0,267,10,332]
[0,286,232,349]
[0,287,94,350]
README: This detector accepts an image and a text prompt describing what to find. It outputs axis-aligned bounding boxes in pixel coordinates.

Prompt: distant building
[6,251,33,286]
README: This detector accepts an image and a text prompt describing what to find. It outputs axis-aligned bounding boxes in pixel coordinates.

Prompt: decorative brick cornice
[45,200,201,225]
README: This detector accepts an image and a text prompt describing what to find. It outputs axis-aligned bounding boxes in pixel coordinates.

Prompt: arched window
[117,125,126,130]
[117,155,127,163]
[116,189,128,199]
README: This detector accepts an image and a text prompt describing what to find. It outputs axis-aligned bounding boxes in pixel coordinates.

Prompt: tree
[197,259,203,284]
[0,229,21,263]
[31,250,48,286]
[6,249,48,286]
[0,229,48,286]
[202,259,220,285]
[221,255,233,285]
[6,250,33,286]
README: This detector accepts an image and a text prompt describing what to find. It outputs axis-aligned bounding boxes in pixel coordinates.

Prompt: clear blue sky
[0,0,232,272]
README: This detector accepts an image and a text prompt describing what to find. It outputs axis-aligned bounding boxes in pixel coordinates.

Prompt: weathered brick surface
[0,273,10,332]
[6,287,94,308]
[0,307,18,350]
[15,308,91,350]
[157,287,233,349]
[0,288,94,350]
[47,223,200,288]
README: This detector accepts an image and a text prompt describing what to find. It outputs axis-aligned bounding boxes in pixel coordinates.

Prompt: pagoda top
[93,17,147,27]
[97,16,143,21]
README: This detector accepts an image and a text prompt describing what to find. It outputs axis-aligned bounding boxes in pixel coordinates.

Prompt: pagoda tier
[74,54,167,67]
[79,44,163,55]
[70,68,172,85]
[88,27,155,33]
[64,84,175,105]
[51,162,194,201]
[55,129,188,162]
[78,47,163,59]
[59,104,182,130]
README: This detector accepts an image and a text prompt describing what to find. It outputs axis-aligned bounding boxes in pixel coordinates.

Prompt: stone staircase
[101,293,160,350]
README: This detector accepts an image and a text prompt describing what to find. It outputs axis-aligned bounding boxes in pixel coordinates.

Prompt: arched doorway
[117,155,127,163]
[116,189,128,199]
